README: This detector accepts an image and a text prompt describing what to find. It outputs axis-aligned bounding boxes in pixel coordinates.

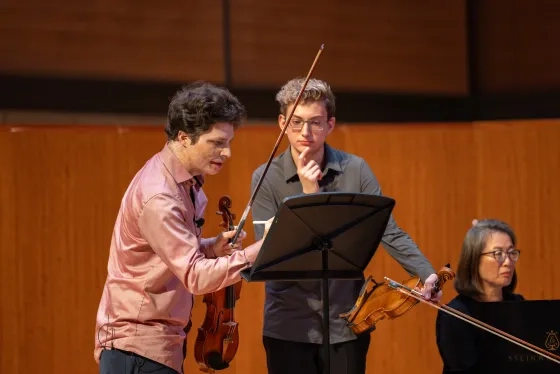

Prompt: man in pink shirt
[94,82,271,374]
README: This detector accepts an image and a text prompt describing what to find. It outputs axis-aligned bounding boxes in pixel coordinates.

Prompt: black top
[251,144,436,344]
[435,292,525,373]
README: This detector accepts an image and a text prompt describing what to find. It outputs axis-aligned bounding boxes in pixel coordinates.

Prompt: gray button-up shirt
[250,144,436,345]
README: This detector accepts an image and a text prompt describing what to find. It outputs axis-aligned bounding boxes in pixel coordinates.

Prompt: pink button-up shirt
[94,144,259,373]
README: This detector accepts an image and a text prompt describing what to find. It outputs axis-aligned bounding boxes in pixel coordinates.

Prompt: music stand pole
[321,248,331,372]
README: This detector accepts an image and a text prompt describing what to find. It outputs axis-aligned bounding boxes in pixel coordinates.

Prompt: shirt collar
[282,143,342,182]
[159,143,205,188]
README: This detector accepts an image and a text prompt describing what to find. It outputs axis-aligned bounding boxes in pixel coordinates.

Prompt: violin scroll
[217,196,236,231]
[432,263,455,295]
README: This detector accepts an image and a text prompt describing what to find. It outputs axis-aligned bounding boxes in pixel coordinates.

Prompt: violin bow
[384,277,560,365]
[229,44,325,246]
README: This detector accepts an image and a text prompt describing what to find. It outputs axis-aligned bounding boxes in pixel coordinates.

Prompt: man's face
[279,101,335,155]
[180,122,235,176]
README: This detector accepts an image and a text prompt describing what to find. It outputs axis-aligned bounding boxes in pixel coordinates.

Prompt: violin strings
[385,278,560,365]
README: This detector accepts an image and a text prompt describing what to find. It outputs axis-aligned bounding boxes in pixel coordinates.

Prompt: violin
[339,264,455,335]
[194,196,242,372]
[340,264,560,365]
[385,274,560,364]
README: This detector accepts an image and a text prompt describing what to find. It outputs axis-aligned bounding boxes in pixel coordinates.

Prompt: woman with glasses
[435,218,523,373]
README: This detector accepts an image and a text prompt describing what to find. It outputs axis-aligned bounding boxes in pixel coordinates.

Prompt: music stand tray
[241,192,395,374]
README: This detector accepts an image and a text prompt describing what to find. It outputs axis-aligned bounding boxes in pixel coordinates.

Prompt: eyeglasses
[481,249,521,262]
[288,118,325,132]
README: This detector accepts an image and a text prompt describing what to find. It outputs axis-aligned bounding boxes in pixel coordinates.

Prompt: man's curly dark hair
[165,81,246,143]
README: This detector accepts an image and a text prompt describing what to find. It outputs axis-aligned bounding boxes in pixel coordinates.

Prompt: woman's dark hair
[454,219,518,298]
[165,81,246,143]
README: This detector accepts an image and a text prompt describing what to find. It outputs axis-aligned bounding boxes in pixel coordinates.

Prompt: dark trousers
[99,349,179,374]
[263,334,371,374]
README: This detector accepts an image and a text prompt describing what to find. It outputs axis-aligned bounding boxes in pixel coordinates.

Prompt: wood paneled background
[1,0,560,373]
[1,119,559,374]
[476,0,560,93]
[2,0,560,95]
[0,0,468,94]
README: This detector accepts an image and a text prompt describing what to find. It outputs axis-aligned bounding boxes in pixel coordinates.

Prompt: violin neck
[224,286,236,308]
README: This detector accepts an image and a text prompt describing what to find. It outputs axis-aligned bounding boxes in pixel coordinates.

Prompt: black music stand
[241,192,396,374]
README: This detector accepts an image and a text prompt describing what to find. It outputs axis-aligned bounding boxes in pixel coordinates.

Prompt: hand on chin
[296,143,315,154]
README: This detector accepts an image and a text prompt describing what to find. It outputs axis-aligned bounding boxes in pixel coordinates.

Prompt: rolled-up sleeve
[359,158,435,282]
[199,237,217,258]
[138,193,261,295]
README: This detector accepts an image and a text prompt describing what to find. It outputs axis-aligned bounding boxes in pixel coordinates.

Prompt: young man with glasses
[250,77,443,374]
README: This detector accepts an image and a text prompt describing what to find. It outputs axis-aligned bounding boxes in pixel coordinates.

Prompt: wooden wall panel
[0,1,224,83]
[0,132,17,372]
[230,0,468,93]
[0,127,169,373]
[0,0,467,94]
[4,0,560,97]
[473,120,560,297]
[336,124,479,373]
[1,119,559,374]
[476,0,560,93]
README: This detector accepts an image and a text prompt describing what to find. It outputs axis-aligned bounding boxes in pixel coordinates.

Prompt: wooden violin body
[339,264,455,335]
[194,196,242,372]
[194,283,241,371]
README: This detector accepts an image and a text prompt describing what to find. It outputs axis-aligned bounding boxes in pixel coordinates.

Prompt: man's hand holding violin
[417,218,483,302]
[419,274,443,302]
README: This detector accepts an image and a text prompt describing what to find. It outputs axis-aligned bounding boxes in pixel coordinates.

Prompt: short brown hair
[275,77,336,118]
[454,219,518,298]
[165,81,246,143]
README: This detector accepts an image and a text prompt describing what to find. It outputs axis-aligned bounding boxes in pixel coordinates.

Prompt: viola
[339,264,455,335]
[385,274,560,364]
[194,196,242,372]
[340,264,560,365]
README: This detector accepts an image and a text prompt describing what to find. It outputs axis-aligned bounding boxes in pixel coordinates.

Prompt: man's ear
[278,114,286,130]
[327,116,336,134]
[178,131,192,146]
